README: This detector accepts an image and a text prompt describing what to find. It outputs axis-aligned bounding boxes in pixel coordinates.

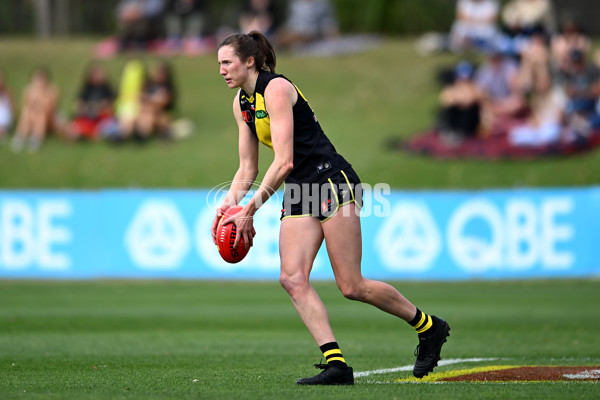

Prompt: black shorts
[280,168,363,222]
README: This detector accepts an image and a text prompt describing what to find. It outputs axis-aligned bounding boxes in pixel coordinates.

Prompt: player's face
[218,45,250,89]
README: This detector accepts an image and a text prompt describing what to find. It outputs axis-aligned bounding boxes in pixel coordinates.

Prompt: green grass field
[0,38,599,189]
[1,279,599,399]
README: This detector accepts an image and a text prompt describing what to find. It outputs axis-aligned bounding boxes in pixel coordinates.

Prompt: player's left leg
[322,202,450,378]
[322,202,417,320]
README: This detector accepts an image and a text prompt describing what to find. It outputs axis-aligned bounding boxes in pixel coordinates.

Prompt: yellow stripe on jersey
[295,85,308,102]
[254,92,272,149]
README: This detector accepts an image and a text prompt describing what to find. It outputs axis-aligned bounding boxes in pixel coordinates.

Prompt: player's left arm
[246,77,296,212]
[224,78,296,248]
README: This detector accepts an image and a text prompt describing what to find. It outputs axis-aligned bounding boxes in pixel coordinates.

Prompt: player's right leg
[279,216,354,385]
[279,216,332,345]
[322,202,450,378]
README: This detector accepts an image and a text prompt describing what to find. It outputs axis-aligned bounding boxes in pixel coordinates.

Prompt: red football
[217,205,249,263]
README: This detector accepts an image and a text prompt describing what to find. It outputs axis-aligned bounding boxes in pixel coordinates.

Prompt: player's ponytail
[248,31,276,74]
[219,31,277,74]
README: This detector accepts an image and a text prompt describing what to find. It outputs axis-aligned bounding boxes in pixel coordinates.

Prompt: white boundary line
[354,357,499,378]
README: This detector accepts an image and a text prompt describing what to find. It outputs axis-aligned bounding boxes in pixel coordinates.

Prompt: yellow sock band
[416,315,433,334]
[323,349,342,358]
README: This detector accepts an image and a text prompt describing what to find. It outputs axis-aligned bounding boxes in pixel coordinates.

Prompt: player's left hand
[221,207,256,250]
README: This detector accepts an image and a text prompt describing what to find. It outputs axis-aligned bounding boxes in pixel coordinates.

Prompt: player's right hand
[211,204,229,245]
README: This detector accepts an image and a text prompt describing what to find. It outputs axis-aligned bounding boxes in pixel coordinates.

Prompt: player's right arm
[211,92,259,244]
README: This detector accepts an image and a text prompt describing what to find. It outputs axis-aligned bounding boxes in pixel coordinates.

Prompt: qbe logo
[373,196,576,276]
[0,199,72,271]
[125,200,190,269]
[447,197,575,273]
[375,202,441,272]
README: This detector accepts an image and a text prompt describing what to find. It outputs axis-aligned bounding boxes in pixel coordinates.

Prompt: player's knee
[279,270,309,298]
[338,280,366,301]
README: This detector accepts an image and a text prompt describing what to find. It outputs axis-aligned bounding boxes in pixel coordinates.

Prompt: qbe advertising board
[0,188,598,279]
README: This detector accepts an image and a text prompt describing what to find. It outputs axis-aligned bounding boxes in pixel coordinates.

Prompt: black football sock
[319,342,349,369]
[409,308,437,337]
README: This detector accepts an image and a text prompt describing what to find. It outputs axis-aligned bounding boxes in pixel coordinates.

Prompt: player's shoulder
[264,76,295,99]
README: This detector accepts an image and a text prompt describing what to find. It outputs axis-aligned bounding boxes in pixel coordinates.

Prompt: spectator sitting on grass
[11,67,60,153]
[560,49,600,137]
[438,61,485,143]
[501,0,555,38]
[276,0,338,48]
[125,61,176,141]
[517,30,551,95]
[116,0,166,52]
[474,47,526,134]
[551,21,590,77]
[69,64,116,141]
[0,70,15,145]
[239,0,276,37]
[508,73,565,147]
[164,0,207,54]
[114,59,146,141]
[449,0,500,53]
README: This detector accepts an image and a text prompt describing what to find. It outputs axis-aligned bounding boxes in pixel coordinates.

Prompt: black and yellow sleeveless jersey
[239,70,350,184]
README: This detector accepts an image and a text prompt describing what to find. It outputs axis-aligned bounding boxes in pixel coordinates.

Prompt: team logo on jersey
[256,110,268,119]
[242,111,253,122]
[250,104,255,111]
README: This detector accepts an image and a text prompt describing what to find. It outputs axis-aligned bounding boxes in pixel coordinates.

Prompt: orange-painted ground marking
[396,365,515,383]
[396,366,600,383]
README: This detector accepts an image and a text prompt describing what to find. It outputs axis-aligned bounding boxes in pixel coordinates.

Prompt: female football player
[211,31,450,385]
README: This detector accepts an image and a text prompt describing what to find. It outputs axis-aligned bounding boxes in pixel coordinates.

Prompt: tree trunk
[33,0,52,38]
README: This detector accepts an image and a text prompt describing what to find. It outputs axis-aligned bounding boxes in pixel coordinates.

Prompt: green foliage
[0,1,121,35]
[0,0,454,36]
[0,279,599,399]
[0,2,33,34]
[333,0,454,34]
